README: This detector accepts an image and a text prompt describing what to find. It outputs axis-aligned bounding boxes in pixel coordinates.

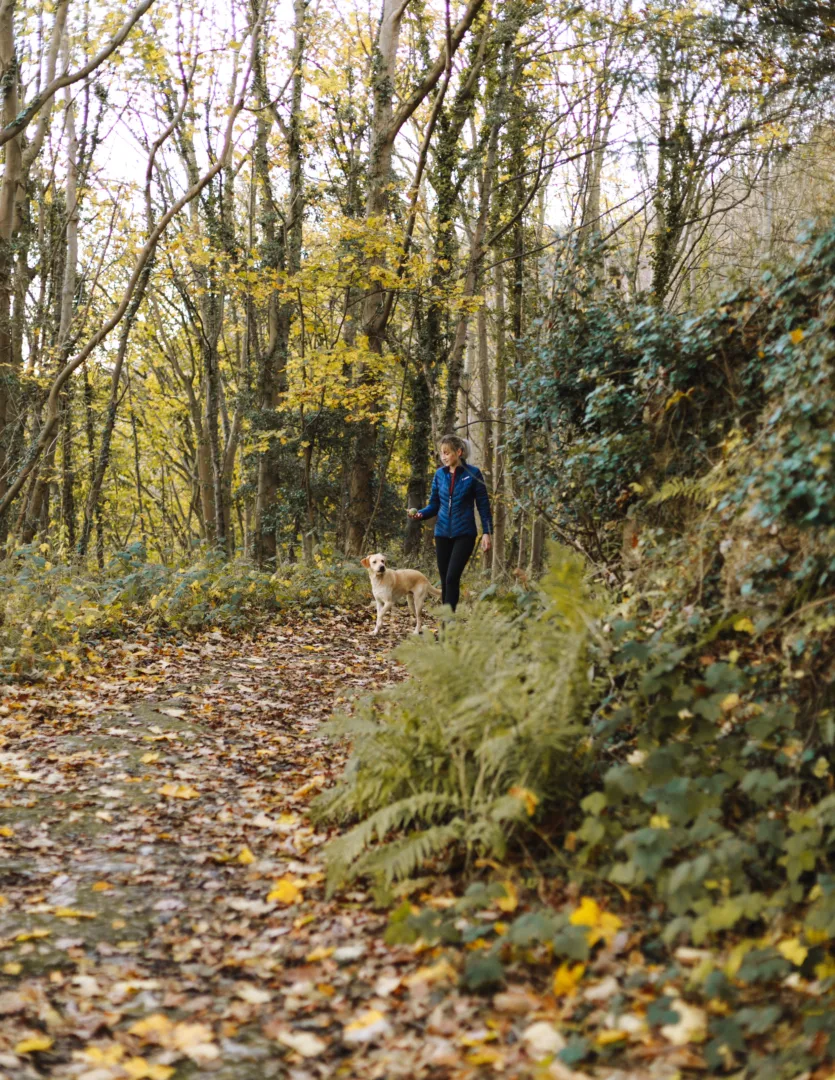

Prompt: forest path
[0,609,509,1080]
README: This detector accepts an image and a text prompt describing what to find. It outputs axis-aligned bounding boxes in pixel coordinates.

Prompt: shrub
[313,544,602,890]
[0,543,367,679]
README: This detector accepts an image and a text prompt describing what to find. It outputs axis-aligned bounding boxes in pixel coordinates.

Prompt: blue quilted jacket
[417,464,493,538]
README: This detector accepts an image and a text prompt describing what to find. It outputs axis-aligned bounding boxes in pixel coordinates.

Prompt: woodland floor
[0,609,692,1080]
[0,608,537,1080]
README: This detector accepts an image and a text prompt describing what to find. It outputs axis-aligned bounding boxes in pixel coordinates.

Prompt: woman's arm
[414,471,441,520]
[472,466,493,534]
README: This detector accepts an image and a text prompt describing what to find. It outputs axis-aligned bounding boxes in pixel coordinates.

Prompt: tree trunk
[344,0,487,555]
[477,303,493,570]
[491,264,507,583]
[0,0,22,525]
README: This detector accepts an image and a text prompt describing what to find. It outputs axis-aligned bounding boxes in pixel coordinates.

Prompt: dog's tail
[428,584,442,598]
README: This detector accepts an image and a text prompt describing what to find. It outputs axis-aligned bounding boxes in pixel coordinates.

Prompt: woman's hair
[439,433,468,459]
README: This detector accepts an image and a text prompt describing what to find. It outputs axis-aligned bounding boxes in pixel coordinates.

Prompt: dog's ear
[360,556,370,568]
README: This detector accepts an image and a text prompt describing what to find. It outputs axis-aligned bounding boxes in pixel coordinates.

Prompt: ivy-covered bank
[316,225,835,1078]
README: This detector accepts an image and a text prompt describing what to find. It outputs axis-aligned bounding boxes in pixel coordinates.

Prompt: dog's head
[361,553,387,577]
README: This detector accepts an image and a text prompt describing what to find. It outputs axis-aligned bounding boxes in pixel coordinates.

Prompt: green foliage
[313,544,601,890]
[509,222,835,569]
[0,543,366,678]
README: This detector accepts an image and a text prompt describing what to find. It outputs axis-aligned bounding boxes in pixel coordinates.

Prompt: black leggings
[435,534,477,612]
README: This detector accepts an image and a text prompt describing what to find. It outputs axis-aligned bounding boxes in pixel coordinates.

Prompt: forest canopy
[0,0,832,572]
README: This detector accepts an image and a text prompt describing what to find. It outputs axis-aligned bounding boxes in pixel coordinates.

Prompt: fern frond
[324,790,457,875]
[357,822,464,884]
[649,469,732,507]
[319,713,381,739]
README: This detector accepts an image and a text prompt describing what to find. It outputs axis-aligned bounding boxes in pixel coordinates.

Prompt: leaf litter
[0,606,742,1079]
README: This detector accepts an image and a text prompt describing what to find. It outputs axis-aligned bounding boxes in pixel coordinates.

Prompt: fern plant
[313,544,604,890]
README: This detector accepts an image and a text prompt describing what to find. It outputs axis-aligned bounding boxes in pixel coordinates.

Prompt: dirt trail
[0,610,503,1080]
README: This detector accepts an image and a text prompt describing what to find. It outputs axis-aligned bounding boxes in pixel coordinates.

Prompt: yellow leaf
[553,961,585,997]
[306,946,335,962]
[650,815,670,829]
[720,693,741,713]
[777,938,808,966]
[508,785,539,816]
[596,1029,628,1046]
[157,784,200,799]
[496,880,518,913]
[140,752,160,764]
[15,1035,54,1054]
[404,960,457,986]
[805,927,829,945]
[123,1059,175,1080]
[344,1008,386,1034]
[237,847,256,865]
[460,1029,498,1046]
[54,907,97,919]
[790,328,804,344]
[16,929,50,941]
[569,897,623,947]
[813,757,830,779]
[570,897,602,928]
[171,1021,215,1052]
[3,961,22,975]
[267,877,303,905]
[815,959,835,980]
[92,881,113,892]
[129,1014,174,1039]
[733,617,755,634]
[0,826,13,837]
[467,1048,505,1065]
[83,1045,125,1065]
[664,389,692,411]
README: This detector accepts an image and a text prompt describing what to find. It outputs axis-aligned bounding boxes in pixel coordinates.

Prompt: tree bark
[344,0,487,556]
[254,0,306,565]
[491,263,507,583]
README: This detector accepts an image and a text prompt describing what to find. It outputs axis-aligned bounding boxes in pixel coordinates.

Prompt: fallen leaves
[156,782,200,799]
[522,1020,565,1058]
[266,875,305,904]
[343,1008,392,1044]
[0,611,731,1079]
[128,1014,219,1065]
[14,1033,54,1053]
[274,1028,327,1057]
[405,959,458,986]
[660,999,708,1045]
[553,961,585,997]
[569,895,623,947]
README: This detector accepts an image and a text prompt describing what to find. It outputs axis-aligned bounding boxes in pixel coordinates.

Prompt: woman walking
[407,434,493,612]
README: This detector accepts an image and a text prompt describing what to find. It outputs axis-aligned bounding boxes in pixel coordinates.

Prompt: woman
[407,434,492,612]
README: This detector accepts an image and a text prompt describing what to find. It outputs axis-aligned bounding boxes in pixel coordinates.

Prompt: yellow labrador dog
[361,553,440,635]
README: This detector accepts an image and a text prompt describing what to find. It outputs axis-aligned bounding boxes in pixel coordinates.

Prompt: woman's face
[440,443,463,469]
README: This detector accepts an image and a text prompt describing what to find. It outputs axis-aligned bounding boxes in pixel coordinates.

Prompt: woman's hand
[407,508,421,519]
[481,534,492,553]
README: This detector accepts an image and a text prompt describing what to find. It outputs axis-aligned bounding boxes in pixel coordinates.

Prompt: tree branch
[0,0,155,151]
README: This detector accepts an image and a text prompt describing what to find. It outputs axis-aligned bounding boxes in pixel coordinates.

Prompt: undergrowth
[313,545,601,888]
[0,542,366,678]
[314,222,835,1077]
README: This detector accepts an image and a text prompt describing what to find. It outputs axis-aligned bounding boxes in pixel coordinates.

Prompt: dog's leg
[371,599,384,635]
[406,592,415,626]
[377,600,393,632]
[413,587,425,633]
